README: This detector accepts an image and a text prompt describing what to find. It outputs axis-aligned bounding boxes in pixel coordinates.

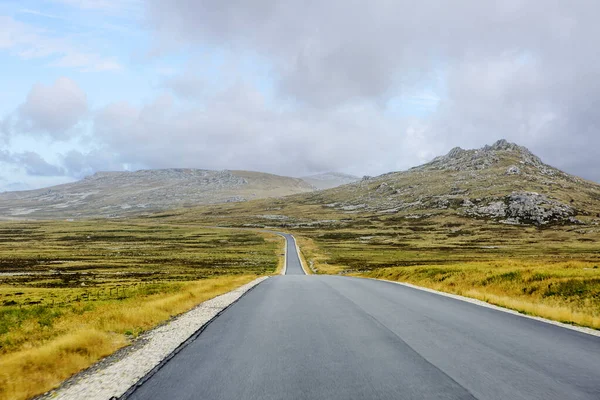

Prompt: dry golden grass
[357,260,600,330]
[262,232,286,274]
[0,275,258,400]
[1,329,121,400]
[461,290,600,329]
[294,235,340,275]
[292,236,313,275]
[0,221,282,400]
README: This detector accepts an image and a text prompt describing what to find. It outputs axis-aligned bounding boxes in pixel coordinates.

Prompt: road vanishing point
[125,233,600,400]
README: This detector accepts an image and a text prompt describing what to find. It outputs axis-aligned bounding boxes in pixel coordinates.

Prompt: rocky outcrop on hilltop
[463,192,577,225]
[315,139,600,226]
[414,139,553,174]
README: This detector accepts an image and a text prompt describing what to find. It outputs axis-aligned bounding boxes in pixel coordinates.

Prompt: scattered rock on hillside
[464,191,577,225]
[506,166,521,175]
[0,169,314,219]
[276,139,600,228]
[414,139,555,175]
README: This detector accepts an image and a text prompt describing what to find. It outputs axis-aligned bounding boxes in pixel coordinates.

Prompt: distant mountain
[297,140,600,226]
[0,169,314,219]
[301,172,360,190]
[5,141,599,227]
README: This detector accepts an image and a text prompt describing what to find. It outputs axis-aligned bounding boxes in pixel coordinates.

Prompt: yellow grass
[292,236,313,275]
[0,275,258,400]
[358,260,600,330]
[462,290,600,329]
[294,235,341,275]
[265,232,286,275]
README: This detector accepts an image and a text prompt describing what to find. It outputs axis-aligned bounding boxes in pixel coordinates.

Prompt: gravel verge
[40,276,269,400]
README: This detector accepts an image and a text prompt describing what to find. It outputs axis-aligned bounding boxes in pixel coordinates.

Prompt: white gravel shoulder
[43,276,269,400]
[372,278,600,338]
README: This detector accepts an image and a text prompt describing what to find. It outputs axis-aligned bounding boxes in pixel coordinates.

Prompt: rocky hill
[298,140,600,226]
[0,169,314,219]
[3,141,599,226]
[301,172,360,190]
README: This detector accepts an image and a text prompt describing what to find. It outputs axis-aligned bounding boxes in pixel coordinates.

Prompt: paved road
[279,233,305,275]
[126,236,600,400]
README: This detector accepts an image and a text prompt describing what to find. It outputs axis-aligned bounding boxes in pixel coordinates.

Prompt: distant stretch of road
[125,234,600,400]
[279,233,306,275]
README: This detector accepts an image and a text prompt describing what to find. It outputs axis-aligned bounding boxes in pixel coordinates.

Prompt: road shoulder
[40,277,269,400]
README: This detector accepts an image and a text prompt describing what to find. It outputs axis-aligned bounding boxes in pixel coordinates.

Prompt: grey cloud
[146,1,579,107]
[163,73,206,99]
[7,2,600,188]
[91,83,422,176]
[147,1,429,107]
[423,52,600,182]
[61,149,127,178]
[144,1,600,182]
[0,151,64,176]
[16,152,65,176]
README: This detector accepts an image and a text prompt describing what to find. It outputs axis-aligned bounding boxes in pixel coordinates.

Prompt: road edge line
[281,234,287,275]
[366,277,600,338]
[264,231,306,275]
[42,277,269,400]
[118,277,269,399]
[290,234,309,275]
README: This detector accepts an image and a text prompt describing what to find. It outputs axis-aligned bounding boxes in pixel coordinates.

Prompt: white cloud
[4,1,600,190]
[14,77,88,139]
[88,84,421,177]
[142,0,600,182]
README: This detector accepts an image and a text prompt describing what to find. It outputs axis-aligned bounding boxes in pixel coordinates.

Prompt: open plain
[0,221,283,400]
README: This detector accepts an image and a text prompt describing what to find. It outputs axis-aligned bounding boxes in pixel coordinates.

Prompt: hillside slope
[166,140,600,230]
[299,139,600,226]
[148,140,600,332]
[0,169,314,219]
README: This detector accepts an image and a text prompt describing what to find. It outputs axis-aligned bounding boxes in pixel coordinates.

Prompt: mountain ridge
[288,139,600,226]
[2,140,599,226]
[0,169,314,219]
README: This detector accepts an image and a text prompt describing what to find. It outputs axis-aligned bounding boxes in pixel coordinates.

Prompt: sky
[0,1,599,191]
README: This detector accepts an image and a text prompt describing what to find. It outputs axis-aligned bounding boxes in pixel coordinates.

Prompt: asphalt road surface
[125,235,600,400]
[279,233,306,275]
